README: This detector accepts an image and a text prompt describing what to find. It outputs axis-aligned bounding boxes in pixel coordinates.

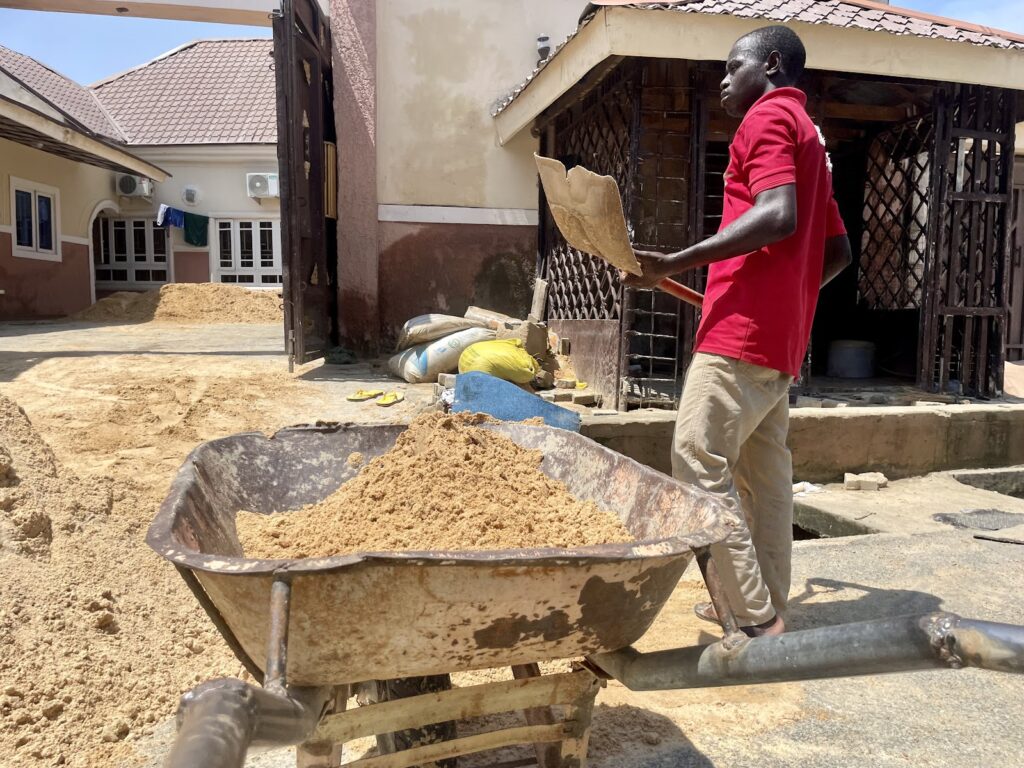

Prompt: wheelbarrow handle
[657,278,704,309]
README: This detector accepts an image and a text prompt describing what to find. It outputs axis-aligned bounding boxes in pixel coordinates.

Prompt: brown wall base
[0,234,92,319]
[173,251,211,283]
[377,221,536,348]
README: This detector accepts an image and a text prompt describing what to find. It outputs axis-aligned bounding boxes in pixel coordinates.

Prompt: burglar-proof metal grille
[621,60,702,409]
[543,63,637,321]
[859,117,934,310]
[924,84,1016,397]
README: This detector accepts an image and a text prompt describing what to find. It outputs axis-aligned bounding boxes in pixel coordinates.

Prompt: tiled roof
[492,0,1024,116]
[91,39,276,145]
[0,45,125,141]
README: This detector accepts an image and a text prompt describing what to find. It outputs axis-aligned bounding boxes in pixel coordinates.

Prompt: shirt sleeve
[742,104,798,197]
[826,195,847,237]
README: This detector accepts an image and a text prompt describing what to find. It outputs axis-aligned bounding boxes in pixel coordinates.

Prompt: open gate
[923,84,1017,398]
[272,0,337,367]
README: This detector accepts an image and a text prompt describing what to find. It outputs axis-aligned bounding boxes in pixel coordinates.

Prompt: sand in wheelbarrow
[236,412,633,559]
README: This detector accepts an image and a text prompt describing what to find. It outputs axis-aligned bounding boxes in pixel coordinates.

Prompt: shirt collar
[750,86,807,111]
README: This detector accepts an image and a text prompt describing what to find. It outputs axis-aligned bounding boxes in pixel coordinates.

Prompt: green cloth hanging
[183,213,209,247]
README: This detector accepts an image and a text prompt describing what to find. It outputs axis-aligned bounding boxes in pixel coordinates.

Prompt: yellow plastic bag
[458,339,539,384]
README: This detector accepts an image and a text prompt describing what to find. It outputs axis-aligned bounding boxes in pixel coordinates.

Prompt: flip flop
[694,601,719,624]
[346,389,384,402]
[376,391,405,407]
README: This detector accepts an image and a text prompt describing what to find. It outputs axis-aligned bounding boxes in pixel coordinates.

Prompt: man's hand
[620,249,678,288]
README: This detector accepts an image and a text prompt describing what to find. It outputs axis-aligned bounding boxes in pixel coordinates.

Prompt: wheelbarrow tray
[147,421,732,686]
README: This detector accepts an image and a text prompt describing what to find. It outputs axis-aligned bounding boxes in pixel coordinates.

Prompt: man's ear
[765,50,782,78]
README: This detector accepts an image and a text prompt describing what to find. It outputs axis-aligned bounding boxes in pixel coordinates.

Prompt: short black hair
[738,25,806,82]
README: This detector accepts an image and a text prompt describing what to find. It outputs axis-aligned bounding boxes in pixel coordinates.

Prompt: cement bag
[396,313,485,351]
[389,327,494,383]
[458,338,540,384]
[464,306,515,330]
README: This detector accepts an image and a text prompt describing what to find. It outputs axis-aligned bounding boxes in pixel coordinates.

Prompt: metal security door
[924,85,1016,397]
[1008,174,1024,363]
[273,0,338,366]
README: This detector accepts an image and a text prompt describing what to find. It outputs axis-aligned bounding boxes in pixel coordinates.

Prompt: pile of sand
[73,283,282,324]
[0,395,245,767]
[236,412,632,559]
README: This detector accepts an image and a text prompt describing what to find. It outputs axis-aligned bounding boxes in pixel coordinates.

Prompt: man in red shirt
[624,26,852,637]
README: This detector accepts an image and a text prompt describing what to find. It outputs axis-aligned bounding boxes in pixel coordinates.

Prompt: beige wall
[376,0,582,210]
[116,148,280,250]
[0,138,113,238]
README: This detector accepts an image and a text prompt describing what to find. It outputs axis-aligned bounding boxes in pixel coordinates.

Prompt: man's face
[720,40,776,118]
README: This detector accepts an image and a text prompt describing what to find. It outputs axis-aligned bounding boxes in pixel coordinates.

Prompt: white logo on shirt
[814,124,833,174]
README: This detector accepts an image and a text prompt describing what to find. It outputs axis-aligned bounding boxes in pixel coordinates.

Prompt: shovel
[535,155,703,309]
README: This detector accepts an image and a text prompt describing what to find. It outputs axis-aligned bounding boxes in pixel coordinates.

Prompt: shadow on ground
[784,577,943,631]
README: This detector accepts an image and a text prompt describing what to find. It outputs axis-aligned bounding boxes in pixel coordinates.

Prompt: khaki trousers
[672,353,794,626]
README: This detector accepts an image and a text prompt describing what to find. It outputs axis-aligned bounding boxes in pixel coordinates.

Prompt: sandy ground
[1,320,1022,767]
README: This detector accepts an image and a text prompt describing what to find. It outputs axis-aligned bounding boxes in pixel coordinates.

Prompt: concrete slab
[795,470,1024,537]
[581,403,1024,481]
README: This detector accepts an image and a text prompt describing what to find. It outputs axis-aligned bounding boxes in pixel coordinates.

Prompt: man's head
[720,26,806,118]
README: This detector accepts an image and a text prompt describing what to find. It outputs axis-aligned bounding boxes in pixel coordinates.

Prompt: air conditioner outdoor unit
[247,173,280,199]
[116,174,153,197]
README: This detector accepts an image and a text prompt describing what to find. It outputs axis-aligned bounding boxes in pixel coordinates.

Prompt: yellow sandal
[346,389,384,402]
[376,391,405,407]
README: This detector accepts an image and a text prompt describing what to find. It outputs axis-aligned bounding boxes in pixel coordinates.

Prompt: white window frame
[10,176,61,262]
[211,218,283,288]
[94,216,173,290]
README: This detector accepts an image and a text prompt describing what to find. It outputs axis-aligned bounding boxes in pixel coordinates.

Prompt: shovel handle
[657,278,704,309]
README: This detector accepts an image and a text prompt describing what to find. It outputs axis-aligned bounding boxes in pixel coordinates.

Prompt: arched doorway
[87,199,118,306]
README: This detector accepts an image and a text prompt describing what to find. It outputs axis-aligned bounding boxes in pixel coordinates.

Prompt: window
[94,217,171,288]
[10,178,60,260]
[213,219,282,286]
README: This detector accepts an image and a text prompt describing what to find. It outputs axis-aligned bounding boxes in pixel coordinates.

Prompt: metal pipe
[164,678,329,768]
[265,576,292,695]
[588,612,1024,691]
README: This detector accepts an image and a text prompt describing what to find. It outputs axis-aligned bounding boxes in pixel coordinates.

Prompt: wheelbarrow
[147,421,1024,768]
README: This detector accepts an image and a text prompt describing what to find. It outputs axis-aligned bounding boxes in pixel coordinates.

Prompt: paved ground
[0,320,436,426]
[2,320,1021,768]
[795,470,1024,537]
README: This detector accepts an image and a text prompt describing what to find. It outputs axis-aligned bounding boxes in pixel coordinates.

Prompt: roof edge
[494,7,1024,143]
[0,95,169,181]
[587,0,1024,46]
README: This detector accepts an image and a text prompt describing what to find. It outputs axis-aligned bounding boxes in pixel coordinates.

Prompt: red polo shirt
[694,87,846,377]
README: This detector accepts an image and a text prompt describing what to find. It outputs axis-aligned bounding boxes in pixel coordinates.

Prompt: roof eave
[0,96,169,181]
[494,7,1024,145]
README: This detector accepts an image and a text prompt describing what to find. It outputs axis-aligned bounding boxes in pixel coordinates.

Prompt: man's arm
[821,234,852,287]
[623,184,797,287]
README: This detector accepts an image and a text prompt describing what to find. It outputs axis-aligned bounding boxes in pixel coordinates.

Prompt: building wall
[0,233,92,318]
[376,0,581,210]
[0,138,112,237]
[328,0,580,347]
[119,147,281,263]
[0,139,111,317]
[377,220,535,345]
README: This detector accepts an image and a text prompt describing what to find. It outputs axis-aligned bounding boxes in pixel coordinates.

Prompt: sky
[0,0,1021,87]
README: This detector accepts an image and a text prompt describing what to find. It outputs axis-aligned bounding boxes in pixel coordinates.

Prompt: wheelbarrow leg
[297,687,347,768]
[511,663,562,768]
[557,666,603,768]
